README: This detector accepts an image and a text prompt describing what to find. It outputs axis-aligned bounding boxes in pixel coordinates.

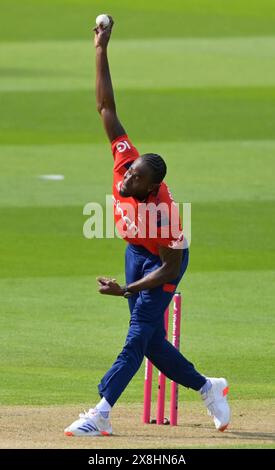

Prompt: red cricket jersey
[112,134,184,256]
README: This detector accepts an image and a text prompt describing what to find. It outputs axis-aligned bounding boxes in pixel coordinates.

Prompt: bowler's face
[119,159,154,200]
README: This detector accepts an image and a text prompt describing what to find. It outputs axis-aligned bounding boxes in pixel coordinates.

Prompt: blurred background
[0,0,274,409]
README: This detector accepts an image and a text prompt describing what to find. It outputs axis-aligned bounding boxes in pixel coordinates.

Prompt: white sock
[96,397,112,418]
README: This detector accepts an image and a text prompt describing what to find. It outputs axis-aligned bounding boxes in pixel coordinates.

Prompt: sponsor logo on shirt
[116,140,131,154]
[169,232,186,249]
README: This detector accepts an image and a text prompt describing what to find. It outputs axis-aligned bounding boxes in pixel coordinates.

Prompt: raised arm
[94,16,126,142]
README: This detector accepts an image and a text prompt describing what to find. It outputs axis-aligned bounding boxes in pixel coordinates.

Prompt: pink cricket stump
[156,307,169,424]
[170,293,182,426]
[143,358,153,423]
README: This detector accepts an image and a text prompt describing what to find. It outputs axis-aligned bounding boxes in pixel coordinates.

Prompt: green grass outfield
[0,0,275,427]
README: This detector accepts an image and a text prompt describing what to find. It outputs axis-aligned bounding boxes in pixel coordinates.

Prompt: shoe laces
[79,408,97,419]
[207,404,215,417]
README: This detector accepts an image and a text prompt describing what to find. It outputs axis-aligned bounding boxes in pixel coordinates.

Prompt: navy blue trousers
[98,244,206,406]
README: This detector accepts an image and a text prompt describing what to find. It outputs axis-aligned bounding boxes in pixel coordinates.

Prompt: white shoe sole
[64,430,112,437]
[216,381,230,432]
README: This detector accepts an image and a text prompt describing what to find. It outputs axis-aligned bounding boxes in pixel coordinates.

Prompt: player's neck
[136,187,160,203]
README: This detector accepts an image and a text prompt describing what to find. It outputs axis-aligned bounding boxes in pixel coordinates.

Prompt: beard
[119,186,131,198]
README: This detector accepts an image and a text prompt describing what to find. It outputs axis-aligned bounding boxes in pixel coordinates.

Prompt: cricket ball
[95,14,110,29]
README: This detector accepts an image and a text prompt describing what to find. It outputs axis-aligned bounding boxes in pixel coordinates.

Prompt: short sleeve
[156,210,184,249]
[155,184,185,250]
[111,134,139,174]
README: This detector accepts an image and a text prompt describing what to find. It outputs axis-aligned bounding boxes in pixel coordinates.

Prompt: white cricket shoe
[64,408,112,437]
[201,377,230,432]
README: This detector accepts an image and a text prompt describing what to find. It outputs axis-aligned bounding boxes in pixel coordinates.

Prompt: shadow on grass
[229,431,275,441]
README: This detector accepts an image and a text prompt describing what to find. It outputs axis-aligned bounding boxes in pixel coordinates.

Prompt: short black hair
[141,153,167,184]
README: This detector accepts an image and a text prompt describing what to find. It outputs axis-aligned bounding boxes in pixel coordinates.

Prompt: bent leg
[145,336,206,391]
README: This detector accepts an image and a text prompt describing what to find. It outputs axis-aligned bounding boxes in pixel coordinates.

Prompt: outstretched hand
[97,276,124,296]
[93,16,114,49]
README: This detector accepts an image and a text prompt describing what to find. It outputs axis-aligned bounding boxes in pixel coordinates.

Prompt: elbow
[96,99,108,114]
[163,264,181,282]
[96,101,116,115]
[96,103,104,114]
[170,268,181,281]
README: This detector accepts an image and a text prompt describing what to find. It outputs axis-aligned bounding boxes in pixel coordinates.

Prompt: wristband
[122,286,134,299]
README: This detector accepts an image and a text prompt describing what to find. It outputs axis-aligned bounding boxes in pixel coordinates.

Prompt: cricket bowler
[64,17,230,437]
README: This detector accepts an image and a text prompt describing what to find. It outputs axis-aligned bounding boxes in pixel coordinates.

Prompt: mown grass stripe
[0,201,274,278]
[0,140,275,207]
[1,87,275,145]
[1,36,275,92]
